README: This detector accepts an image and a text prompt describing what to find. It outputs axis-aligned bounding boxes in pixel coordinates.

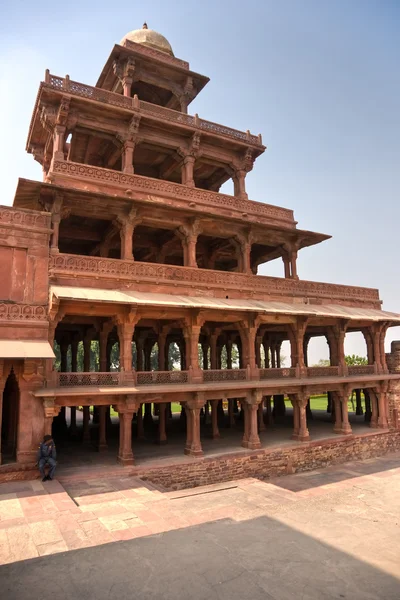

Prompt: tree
[345,354,367,366]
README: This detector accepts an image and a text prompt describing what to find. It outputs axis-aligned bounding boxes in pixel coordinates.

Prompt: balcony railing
[50,159,294,228]
[203,369,247,382]
[306,366,340,378]
[49,253,381,308]
[43,73,262,147]
[48,365,380,389]
[260,367,297,379]
[136,371,189,385]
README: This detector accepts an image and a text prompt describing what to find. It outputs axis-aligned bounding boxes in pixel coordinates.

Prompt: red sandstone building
[1,25,400,483]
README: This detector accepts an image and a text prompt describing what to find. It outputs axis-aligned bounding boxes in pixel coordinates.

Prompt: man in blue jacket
[37,435,57,481]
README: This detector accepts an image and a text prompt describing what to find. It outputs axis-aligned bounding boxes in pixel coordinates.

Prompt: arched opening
[344,331,368,364]
[306,335,331,367]
[1,369,19,463]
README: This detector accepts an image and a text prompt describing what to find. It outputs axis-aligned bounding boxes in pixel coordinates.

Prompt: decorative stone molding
[0,207,51,230]
[49,253,381,307]
[0,304,47,321]
[51,160,294,226]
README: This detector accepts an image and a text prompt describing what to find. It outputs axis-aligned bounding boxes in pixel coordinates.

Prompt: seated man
[37,435,57,481]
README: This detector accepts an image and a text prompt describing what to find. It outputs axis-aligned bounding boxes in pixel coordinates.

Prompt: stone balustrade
[49,253,381,308]
[44,73,262,147]
[49,159,294,228]
[47,365,380,389]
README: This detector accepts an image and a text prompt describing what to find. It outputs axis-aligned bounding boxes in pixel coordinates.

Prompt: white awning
[50,285,400,323]
[0,340,55,359]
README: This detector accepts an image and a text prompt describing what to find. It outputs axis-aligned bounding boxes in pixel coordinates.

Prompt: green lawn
[105,395,364,417]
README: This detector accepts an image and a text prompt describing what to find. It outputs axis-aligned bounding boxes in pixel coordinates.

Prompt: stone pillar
[53,125,66,160]
[211,400,220,439]
[184,395,204,457]
[122,76,133,97]
[228,399,235,427]
[255,336,262,368]
[290,251,298,280]
[182,156,195,187]
[210,334,218,370]
[355,389,363,415]
[82,406,91,442]
[136,404,145,440]
[83,334,91,372]
[117,321,135,373]
[246,402,261,450]
[98,406,108,451]
[283,255,291,278]
[377,388,389,428]
[158,403,167,444]
[340,391,352,435]
[136,337,144,371]
[99,327,111,372]
[369,389,379,428]
[117,409,134,465]
[119,219,134,260]
[202,342,209,370]
[51,214,61,253]
[258,400,266,432]
[292,392,310,442]
[122,140,135,174]
[234,169,247,199]
[289,395,300,439]
[158,334,166,371]
[263,341,270,368]
[364,390,372,423]
[226,340,232,370]
[333,392,342,433]
[69,338,79,437]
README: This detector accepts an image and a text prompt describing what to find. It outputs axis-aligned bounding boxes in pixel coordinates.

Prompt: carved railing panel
[0,304,48,321]
[307,366,340,378]
[203,369,247,382]
[0,206,50,229]
[259,368,296,379]
[347,365,375,376]
[136,370,189,385]
[57,372,121,387]
[51,160,292,225]
[44,74,262,146]
[49,253,380,306]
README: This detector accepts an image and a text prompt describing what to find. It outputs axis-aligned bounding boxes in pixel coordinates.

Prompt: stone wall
[137,431,400,490]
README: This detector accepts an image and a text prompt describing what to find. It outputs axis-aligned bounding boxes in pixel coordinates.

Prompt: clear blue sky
[1,0,399,362]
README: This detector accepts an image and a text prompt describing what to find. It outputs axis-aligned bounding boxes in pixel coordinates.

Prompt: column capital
[186,392,205,410]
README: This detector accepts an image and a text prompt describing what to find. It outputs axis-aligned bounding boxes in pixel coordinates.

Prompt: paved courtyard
[0,453,399,599]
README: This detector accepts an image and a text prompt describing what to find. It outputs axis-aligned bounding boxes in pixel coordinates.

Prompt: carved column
[136,337,144,371]
[98,406,108,451]
[211,400,220,439]
[255,336,262,368]
[122,141,135,174]
[242,391,262,450]
[69,337,79,437]
[369,389,379,428]
[283,255,291,278]
[158,333,166,371]
[82,405,91,442]
[184,394,205,457]
[182,156,195,187]
[233,169,247,199]
[291,392,310,441]
[332,392,342,433]
[210,333,219,370]
[117,406,135,465]
[263,340,270,368]
[117,321,135,373]
[289,395,300,439]
[158,402,167,444]
[339,389,352,435]
[119,218,135,261]
[53,125,66,160]
[376,387,389,428]
[290,250,298,280]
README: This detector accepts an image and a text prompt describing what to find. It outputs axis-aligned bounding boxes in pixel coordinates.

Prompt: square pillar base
[247,440,262,450]
[291,433,310,442]
[184,447,204,458]
[98,443,108,452]
[117,455,134,466]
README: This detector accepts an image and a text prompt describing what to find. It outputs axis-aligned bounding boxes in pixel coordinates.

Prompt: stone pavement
[0,453,400,599]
